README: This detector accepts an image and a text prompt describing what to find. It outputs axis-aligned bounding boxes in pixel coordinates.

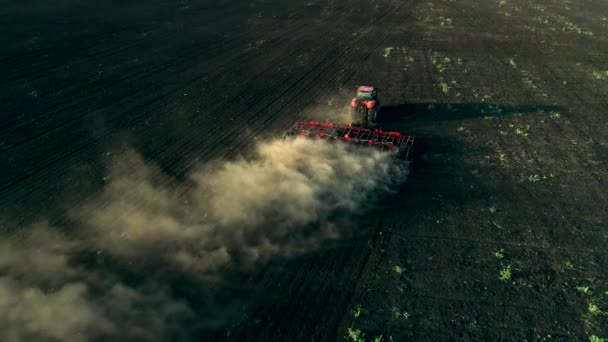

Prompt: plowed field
[2,0,608,341]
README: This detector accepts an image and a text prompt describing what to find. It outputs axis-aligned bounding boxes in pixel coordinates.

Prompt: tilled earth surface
[2,0,608,341]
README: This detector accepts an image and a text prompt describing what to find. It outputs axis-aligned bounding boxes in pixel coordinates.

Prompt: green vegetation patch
[499,265,512,281]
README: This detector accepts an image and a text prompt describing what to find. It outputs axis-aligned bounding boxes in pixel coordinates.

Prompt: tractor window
[356,91,373,101]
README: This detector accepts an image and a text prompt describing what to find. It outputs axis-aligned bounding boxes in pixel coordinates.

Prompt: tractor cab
[355,86,378,102]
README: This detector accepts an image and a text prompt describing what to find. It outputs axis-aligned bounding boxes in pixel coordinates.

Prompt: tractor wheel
[362,108,370,126]
[366,109,374,125]
[350,106,359,125]
[369,108,378,124]
[351,106,366,126]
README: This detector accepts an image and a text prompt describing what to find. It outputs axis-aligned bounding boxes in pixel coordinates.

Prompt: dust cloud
[0,222,195,342]
[1,136,408,341]
[76,137,408,271]
[308,99,355,124]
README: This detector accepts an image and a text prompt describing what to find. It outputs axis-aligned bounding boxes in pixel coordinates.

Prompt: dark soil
[2,0,608,341]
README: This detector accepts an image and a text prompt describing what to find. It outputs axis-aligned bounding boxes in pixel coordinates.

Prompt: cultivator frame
[283,121,415,161]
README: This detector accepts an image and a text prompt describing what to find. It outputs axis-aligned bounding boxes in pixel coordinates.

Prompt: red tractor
[350,86,381,126]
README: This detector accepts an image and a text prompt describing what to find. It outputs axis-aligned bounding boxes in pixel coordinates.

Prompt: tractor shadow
[377,102,563,125]
[375,101,565,173]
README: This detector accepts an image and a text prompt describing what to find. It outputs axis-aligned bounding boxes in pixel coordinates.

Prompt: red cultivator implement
[283,121,415,161]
